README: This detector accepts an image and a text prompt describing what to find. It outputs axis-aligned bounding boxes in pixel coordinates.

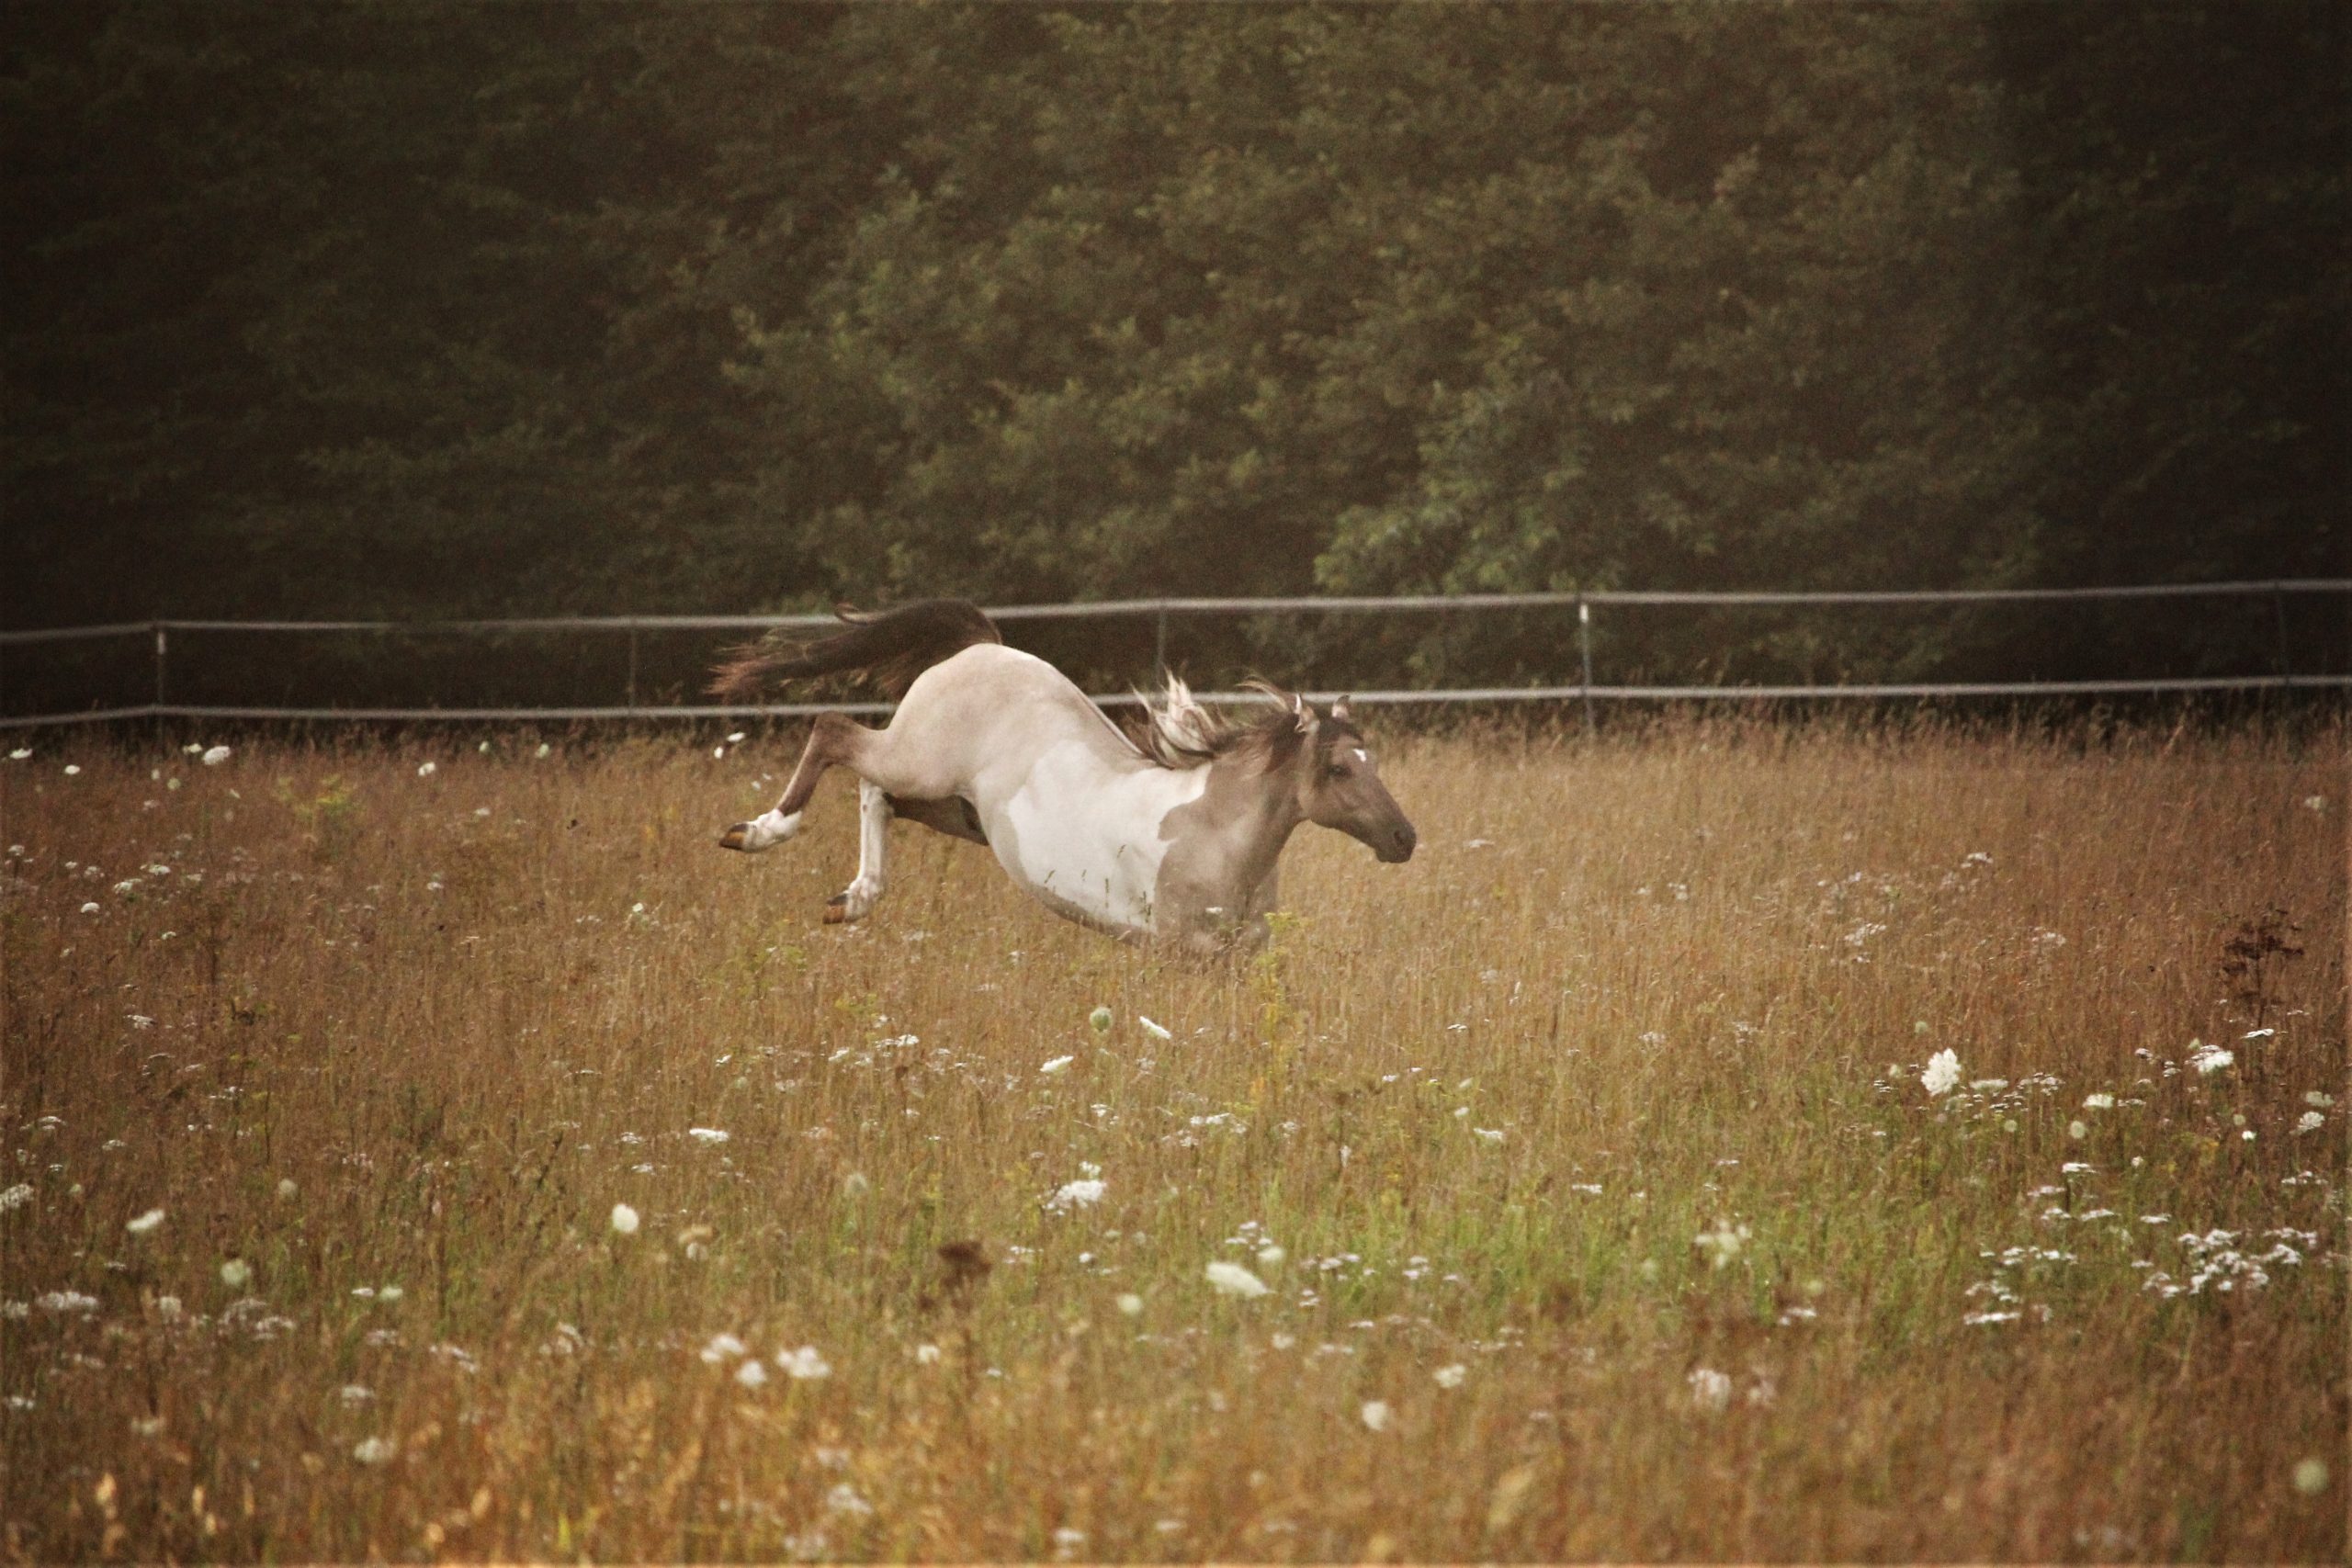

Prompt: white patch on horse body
[996,739,1207,931]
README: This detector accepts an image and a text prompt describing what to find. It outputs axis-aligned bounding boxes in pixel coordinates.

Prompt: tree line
[5,2,2343,694]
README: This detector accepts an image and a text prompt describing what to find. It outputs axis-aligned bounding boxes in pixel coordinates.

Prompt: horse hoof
[722,809,800,853]
[823,895,850,924]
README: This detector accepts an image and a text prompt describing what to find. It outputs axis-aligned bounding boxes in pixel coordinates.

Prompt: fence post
[1577,596,1595,736]
[154,623,169,712]
[626,619,640,716]
[1154,602,1170,678]
[2272,584,2293,690]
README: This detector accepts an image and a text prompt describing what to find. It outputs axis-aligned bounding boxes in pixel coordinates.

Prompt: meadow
[0,715,2343,1562]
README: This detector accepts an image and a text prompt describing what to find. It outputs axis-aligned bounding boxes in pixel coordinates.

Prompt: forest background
[4,2,2345,696]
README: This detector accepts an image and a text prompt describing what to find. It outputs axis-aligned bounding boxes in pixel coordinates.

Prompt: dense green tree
[4,2,2340,694]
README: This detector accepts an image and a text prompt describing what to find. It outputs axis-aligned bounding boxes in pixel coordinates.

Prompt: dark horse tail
[707,599,1001,700]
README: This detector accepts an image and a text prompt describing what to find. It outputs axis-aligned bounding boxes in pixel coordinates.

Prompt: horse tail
[708,599,1002,700]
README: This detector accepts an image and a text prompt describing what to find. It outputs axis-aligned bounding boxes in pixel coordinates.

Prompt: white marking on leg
[835,780,889,919]
[729,807,802,852]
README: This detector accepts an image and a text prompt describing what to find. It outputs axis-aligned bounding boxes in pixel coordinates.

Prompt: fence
[1,580,2345,729]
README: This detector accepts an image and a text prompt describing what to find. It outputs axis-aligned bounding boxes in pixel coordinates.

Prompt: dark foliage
[4,3,2343,696]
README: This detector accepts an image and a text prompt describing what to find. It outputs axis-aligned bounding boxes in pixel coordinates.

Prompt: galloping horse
[707,600,1415,952]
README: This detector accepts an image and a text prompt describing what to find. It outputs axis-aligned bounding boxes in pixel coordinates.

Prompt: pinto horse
[708,600,1415,952]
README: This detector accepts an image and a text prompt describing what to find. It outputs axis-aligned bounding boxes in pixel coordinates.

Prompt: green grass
[0,716,2343,1561]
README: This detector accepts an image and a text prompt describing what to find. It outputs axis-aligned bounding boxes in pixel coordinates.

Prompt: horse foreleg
[825,779,892,923]
[719,712,864,852]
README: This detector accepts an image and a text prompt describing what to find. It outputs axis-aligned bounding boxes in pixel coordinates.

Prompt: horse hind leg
[719,712,865,852]
[825,778,892,924]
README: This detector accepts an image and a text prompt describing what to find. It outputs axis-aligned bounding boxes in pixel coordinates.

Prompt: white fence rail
[2,580,2344,728]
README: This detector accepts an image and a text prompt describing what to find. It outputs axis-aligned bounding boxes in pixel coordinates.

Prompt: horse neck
[1198,750,1305,890]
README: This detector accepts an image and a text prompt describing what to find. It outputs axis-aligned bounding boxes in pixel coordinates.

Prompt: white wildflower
[914,1343,942,1364]
[277,1179,299,1200]
[37,1291,99,1314]
[338,1384,373,1405]
[2068,1120,2088,1141]
[2188,1041,2233,1076]
[686,1127,729,1145]
[824,1483,872,1517]
[352,1437,396,1465]
[2296,1111,2324,1134]
[1693,1217,1752,1269]
[200,746,232,766]
[1205,1260,1271,1298]
[1473,1126,1505,1143]
[1360,1399,1393,1432]
[1256,1244,1284,1268]
[1048,1178,1106,1212]
[535,742,551,759]
[1137,1016,1172,1041]
[610,1202,639,1235]
[699,1332,748,1365]
[1115,1293,1144,1317]
[63,764,81,776]
[1921,1049,1962,1097]
[415,761,436,777]
[778,1346,831,1381]
[0,1183,34,1213]
[1688,1367,1733,1412]
[1433,1363,1467,1389]
[735,1359,769,1389]
[2083,1093,2115,1111]
[124,1208,164,1235]
[2293,1457,2328,1495]
[6,748,28,761]
[80,902,100,915]
[219,1258,250,1289]
[1039,1055,1074,1076]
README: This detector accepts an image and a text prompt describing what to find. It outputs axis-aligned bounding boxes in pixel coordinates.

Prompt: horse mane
[1126,675,1358,773]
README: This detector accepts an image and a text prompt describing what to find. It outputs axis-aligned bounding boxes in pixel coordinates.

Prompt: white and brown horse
[708,600,1415,952]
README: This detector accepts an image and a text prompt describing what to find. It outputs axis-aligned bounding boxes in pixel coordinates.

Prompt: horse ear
[1289,690,1315,734]
[1331,695,1352,723]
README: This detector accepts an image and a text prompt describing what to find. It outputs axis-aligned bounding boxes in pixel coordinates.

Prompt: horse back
[892,643,1142,787]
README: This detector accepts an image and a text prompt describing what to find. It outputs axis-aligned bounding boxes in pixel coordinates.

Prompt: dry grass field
[1,716,2344,1562]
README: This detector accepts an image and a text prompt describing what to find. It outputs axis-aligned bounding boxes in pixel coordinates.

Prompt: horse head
[1286,693,1416,863]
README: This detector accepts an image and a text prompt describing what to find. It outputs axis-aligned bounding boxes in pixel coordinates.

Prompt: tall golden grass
[1,716,2343,1562]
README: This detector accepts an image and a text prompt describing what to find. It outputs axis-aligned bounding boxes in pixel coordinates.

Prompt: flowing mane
[1126,674,1361,773]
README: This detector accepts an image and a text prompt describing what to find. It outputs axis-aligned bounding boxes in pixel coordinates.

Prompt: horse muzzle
[1373,823,1417,863]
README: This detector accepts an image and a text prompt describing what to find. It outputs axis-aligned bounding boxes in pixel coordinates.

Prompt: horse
[707,600,1415,952]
